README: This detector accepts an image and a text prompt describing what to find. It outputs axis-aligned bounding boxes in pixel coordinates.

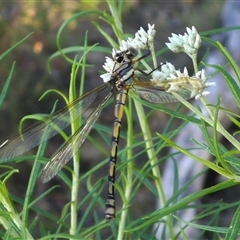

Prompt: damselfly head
[114,47,137,64]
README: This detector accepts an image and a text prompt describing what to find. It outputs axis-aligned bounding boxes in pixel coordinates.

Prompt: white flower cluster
[119,23,156,52]
[166,26,201,58]
[100,56,116,83]
[100,25,215,100]
[151,63,215,99]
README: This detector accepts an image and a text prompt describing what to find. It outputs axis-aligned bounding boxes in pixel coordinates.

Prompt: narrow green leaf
[0,33,33,61]
[0,62,15,108]
[225,205,240,240]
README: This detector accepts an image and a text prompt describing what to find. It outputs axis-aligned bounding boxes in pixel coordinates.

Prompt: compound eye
[116,55,124,63]
[128,47,138,57]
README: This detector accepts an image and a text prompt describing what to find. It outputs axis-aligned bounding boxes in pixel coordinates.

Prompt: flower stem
[133,97,175,239]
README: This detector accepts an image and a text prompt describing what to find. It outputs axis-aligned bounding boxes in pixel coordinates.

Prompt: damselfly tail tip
[105,199,115,220]
[105,212,115,221]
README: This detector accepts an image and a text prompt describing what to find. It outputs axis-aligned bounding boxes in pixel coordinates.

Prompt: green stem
[69,34,88,237]
[201,100,240,150]
[133,98,175,239]
[70,154,79,236]
[69,107,79,236]
[68,59,83,236]
[107,0,123,41]
[175,93,240,152]
[191,53,198,74]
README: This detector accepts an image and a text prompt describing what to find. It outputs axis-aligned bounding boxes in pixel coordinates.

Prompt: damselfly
[0,44,207,220]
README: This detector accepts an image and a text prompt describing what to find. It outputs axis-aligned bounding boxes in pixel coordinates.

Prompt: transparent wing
[133,86,180,103]
[133,76,204,103]
[0,83,109,162]
[41,91,113,183]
